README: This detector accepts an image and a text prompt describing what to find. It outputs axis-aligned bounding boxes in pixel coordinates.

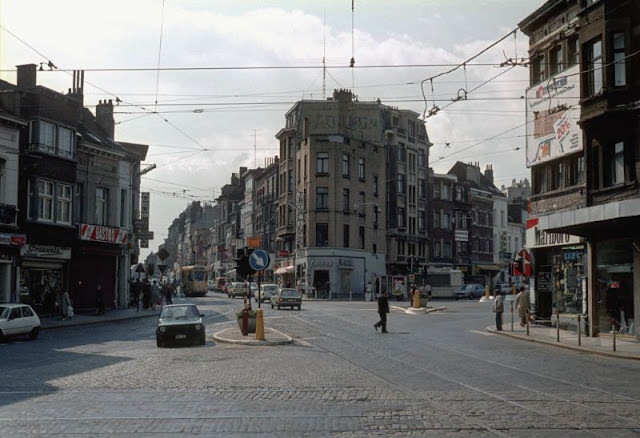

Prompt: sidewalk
[487,322,640,360]
[40,306,158,329]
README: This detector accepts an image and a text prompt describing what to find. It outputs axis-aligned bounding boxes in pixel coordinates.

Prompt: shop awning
[476,264,501,271]
[275,265,294,275]
[538,199,640,238]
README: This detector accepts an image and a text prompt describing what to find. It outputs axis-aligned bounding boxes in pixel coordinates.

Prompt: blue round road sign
[249,249,270,271]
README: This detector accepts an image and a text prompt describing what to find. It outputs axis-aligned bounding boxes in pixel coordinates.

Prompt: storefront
[527,217,585,321]
[0,233,25,303]
[20,244,72,315]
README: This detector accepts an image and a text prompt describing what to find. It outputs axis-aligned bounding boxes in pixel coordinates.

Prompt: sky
[0,0,544,259]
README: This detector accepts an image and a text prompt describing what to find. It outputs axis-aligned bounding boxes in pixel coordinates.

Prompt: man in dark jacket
[374,289,390,333]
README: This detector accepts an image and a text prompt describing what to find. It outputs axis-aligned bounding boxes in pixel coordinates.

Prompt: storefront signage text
[79,224,128,245]
[21,244,72,259]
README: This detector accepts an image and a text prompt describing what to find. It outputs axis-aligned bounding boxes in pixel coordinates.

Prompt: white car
[256,283,278,303]
[0,304,41,341]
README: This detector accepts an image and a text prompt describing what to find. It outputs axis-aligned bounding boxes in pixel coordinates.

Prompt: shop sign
[526,217,581,248]
[277,250,289,257]
[79,224,128,245]
[338,258,354,268]
[21,244,72,259]
[0,233,26,247]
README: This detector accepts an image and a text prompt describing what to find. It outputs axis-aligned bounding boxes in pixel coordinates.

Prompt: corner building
[275,89,429,298]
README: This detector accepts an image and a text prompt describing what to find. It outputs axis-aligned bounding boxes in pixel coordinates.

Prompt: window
[96,187,108,225]
[408,120,416,141]
[288,171,293,193]
[397,174,405,195]
[56,184,72,224]
[585,38,603,96]
[397,207,406,228]
[38,180,54,221]
[316,152,329,174]
[359,226,365,249]
[532,55,545,84]
[568,36,579,66]
[342,153,350,177]
[373,176,378,196]
[57,126,73,157]
[418,179,425,198]
[613,32,626,87]
[442,183,450,201]
[38,121,55,153]
[418,210,425,231]
[433,182,440,199]
[417,149,425,167]
[343,224,349,248]
[550,45,563,75]
[358,158,365,180]
[120,189,128,227]
[443,241,451,258]
[603,141,625,187]
[433,211,440,228]
[442,213,450,230]
[316,187,329,210]
[342,188,350,211]
[397,144,406,162]
[316,223,328,247]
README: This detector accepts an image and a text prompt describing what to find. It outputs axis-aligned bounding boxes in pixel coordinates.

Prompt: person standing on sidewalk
[493,292,504,331]
[95,284,105,315]
[374,289,390,333]
[515,286,529,327]
[61,289,73,320]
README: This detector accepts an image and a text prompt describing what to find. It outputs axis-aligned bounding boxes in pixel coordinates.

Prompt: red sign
[79,224,128,245]
[10,235,26,246]
[277,250,289,257]
[513,248,531,277]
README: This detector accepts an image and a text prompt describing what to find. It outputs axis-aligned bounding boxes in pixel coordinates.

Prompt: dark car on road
[271,288,302,310]
[455,283,485,300]
[156,304,205,347]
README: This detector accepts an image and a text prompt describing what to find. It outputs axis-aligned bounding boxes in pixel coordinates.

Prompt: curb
[212,327,294,346]
[41,312,158,330]
[400,306,447,314]
[487,326,640,361]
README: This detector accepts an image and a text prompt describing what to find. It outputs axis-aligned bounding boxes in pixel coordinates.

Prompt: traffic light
[235,247,256,279]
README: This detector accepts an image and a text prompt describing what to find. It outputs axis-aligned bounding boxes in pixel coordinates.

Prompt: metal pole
[612,319,617,352]
[556,312,560,342]
[510,300,514,331]
[578,314,581,346]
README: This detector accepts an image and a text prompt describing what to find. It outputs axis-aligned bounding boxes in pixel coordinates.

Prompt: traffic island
[212,327,293,346]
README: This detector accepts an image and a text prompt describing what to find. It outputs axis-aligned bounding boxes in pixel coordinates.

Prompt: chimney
[96,99,115,139]
[16,64,37,89]
[484,164,494,185]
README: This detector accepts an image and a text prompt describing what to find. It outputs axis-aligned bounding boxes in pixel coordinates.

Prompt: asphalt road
[1,294,639,437]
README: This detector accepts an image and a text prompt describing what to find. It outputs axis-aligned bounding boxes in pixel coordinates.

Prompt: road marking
[470,329,496,336]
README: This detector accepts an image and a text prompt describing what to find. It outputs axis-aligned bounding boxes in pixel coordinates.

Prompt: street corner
[211,326,294,346]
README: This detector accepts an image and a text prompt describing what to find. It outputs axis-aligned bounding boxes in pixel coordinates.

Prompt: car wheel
[0,329,5,342]
[157,339,163,348]
[298,305,301,310]
[199,334,206,345]
[277,305,280,310]
[29,327,39,340]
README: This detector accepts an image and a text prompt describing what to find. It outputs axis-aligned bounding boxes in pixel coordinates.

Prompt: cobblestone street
[1,297,639,437]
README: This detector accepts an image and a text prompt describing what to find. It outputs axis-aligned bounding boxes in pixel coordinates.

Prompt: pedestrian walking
[61,289,73,320]
[150,280,161,312]
[163,282,173,305]
[373,289,390,333]
[142,279,151,309]
[493,292,504,331]
[95,283,105,315]
[515,286,530,327]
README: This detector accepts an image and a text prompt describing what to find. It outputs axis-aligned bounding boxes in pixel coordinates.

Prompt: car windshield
[281,289,298,297]
[0,306,9,319]
[160,306,200,319]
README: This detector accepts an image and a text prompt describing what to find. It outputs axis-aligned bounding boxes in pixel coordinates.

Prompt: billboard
[525,65,582,167]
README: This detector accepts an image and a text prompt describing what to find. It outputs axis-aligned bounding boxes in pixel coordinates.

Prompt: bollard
[413,289,420,309]
[241,308,248,336]
[255,308,265,341]
[612,319,617,352]
[578,314,581,346]
[526,309,530,336]
[556,311,560,342]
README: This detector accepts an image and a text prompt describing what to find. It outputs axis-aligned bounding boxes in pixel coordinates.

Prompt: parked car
[227,282,248,298]
[156,304,205,347]
[271,287,302,310]
[257,283,278,303]
[0,304,41,341]
[455,283,485,300]
[493,284,512,295]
